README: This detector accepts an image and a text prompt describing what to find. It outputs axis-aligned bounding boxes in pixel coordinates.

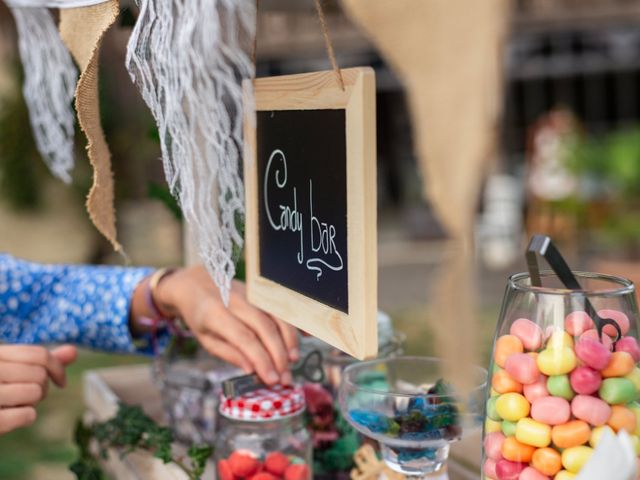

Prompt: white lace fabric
[127,0,255,303]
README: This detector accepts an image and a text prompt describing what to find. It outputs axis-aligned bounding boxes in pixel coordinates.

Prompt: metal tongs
[526,234,622,345]
[222,349,325,398]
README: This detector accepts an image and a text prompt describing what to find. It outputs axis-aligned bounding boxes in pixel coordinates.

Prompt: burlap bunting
[59,0,122,254]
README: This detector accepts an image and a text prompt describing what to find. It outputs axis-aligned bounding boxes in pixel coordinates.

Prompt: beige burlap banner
[59,0,122,253]
[342,0,509,239]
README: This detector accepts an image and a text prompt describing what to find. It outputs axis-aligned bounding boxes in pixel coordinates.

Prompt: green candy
[599,378,637,405]
[501,420,517,437]
[547,375,575,400]
[487,396,501,421]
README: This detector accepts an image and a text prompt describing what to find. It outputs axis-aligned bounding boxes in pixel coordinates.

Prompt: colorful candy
[565,311,594,336]
[530,396,570,425]
[501,436,535,463]
[546,375,575,401]
[524,375,549,403]
[487,396,501,421]
[615,336,640,362]
[571,395,611,426]
[510,318,543,351]
[501,420,517,437]
[601,351,635,378]
[546,331,574,350]
[607,405,637,433]
[516,418,552,448]
[574,338,612,371]
[495,335,524,368]
[537,348,576,376]
[624,367,640,396]
[599,309,630,336]
[505,353,540,385]
[492,370,523,394]
[551,420,591,449]
[531,447,562,476]
[495,459,527,480]
[569,366,602,395]
[519,466,549,480]
[486,418,502,434]
[555,471,576,480]
[483,458,498,479]
[589,425,614,448]
[579,329,613,350]
[561,446,593,473]
[496,393,530,422]
[599,378,637,405]
[627,402,640,435]
[483,431,506,461]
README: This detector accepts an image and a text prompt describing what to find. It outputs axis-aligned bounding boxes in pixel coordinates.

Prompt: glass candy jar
[483,272,640,479]
[215,384,312,480]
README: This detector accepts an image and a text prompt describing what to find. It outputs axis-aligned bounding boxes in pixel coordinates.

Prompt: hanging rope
[313,0,344,90]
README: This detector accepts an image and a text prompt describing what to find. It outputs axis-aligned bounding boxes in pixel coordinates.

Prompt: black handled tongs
[526,234,622,345]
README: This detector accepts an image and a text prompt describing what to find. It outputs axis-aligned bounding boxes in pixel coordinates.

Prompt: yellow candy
[485,418,502,434]
[625,367,640,395]
[516,417,552,448]
[495,393,530,422]
[589,425,614,448]
[631,435,640,455]
[547,330,574,349]
[490,387,500,397]
[537,347,577,376]
[561,446,594,473]
[555,471,577,480]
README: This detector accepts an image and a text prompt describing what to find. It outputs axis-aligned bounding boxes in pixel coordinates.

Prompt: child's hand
[0,345,77,435]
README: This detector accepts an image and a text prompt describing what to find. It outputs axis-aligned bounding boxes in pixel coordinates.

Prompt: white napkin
[577,429,637,480]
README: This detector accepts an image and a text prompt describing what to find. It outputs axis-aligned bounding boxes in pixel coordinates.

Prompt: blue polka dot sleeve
[0,253,156,354]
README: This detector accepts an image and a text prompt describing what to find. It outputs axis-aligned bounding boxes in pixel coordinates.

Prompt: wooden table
[83,365,480,479]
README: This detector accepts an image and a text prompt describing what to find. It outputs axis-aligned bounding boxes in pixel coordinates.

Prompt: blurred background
[2,0,640,478]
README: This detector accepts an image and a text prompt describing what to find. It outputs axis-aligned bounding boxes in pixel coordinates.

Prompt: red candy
[484,458,498,478]
[572,395,612,426]
[565,311,595,337]
[524,375,549,404]
[218,459,235,480]
[505,353,540,385]
[229,452,261,478]
[265,452,290,476]
[484,431,506,460]
[570,366,602,395]
[531,396,571,425]
[495,459,526,480]
[250,474,279,480]
[575,338,612,370]
[284,464,310,480]
[510,318,543,351]
[616,336,640,362]
[519,466,550,480]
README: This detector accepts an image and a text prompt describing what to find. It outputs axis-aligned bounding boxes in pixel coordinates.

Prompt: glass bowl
[339,356,487,478]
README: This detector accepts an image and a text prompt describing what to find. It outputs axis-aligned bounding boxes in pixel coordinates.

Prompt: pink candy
[575,338,612,370]
[495,459,527,480]
[599,309,630,337]
[510,318,543,351]
[570,366,602,395]
[519,467,550,480]
[531,396,571,425]
[505,353,540,385]
[571,395,612,426]
[483,458,498,479]
[615,336,640,362]
[565,311,595,336]
[524,375,549,404]
[483,431,505,461]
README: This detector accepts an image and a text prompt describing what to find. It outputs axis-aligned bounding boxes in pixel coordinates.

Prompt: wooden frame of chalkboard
[243,67,377,360]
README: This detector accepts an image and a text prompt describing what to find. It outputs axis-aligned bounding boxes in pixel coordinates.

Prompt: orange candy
[551,420,591,449]
[531,447,563,476]
[608,405,637,433]
[502,436,536,463]
[495,335,524,368]
[601,351,635,378]
[492,369,523,394]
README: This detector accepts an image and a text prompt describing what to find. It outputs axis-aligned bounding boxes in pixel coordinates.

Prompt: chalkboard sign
[257,109,348,313]
[244,68,377,359]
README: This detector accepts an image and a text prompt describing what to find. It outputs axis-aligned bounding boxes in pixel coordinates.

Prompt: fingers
[272,316,299,362]
[0,383,44,408]
[197,333,253,374]
[0,345,67,387]
[50,345,78,366]
[0,407,36,435]
[0,362,47,385]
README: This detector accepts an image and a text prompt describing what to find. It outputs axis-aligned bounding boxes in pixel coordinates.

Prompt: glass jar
[483,271,640,479]
[215,384,312,479]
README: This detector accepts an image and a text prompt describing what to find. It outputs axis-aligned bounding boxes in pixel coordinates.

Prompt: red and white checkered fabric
[220,384,306,421]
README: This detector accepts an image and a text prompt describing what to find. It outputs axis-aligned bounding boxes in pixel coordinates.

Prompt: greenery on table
[69,403,212,480]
